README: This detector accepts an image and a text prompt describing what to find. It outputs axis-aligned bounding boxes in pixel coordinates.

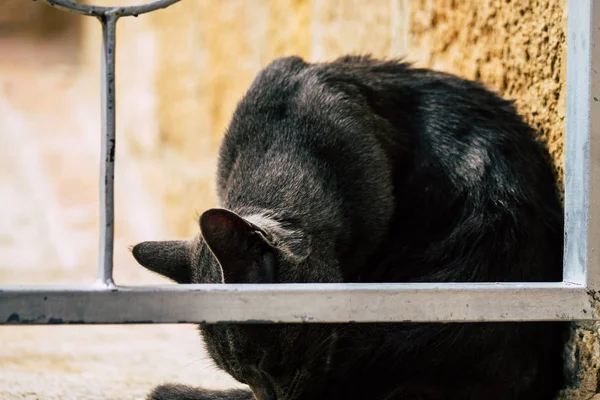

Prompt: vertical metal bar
[97,14,118,286]
[584,1,600,290]
[563,0,592,286]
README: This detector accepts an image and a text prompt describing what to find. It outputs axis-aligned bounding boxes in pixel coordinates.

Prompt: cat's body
[133,56,567,400]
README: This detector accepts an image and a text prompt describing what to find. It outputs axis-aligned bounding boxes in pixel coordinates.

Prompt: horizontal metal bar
[42,0,181,18]
[0,282,595,324]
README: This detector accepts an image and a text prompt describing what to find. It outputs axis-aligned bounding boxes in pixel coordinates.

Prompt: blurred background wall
[0,0,581,399]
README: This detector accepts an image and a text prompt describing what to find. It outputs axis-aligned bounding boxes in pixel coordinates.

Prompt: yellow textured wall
[410,0,567,185]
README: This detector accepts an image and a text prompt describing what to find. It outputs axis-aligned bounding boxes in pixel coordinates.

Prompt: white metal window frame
[0,0,597,325]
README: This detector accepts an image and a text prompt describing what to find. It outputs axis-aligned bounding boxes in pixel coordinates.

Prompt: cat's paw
[147,383,207,400]
[147,383,254,400]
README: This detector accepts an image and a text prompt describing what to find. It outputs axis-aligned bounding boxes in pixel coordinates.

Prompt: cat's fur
[132,55,567,400]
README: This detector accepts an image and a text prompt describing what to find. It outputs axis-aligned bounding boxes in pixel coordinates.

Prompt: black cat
[132,55,567,400]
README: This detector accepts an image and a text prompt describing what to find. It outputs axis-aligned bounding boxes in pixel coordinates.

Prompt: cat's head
[131,208,304,285]
[132,208,339,400]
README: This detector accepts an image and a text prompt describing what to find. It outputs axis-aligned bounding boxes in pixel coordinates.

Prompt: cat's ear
[200,208,276,283]
[131,240,192,284]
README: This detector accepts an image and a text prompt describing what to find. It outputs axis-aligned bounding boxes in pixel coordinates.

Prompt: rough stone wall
[410,0,567,186]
